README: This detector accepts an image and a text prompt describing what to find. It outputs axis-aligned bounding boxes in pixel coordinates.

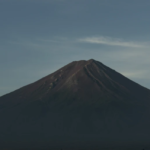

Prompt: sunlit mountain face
[0,59,150,150]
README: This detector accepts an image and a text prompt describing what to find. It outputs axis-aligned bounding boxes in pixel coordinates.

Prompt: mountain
[0,59,150,149]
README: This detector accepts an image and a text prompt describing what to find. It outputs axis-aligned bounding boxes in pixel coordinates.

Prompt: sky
[0,0,150,96]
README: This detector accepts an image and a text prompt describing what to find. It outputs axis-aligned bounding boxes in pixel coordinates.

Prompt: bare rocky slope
[0,59,150,149]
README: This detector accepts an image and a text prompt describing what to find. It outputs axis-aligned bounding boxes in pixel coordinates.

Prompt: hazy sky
[0,0,150,96]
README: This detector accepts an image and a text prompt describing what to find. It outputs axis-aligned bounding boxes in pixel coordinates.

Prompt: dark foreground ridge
[0,59,150,149]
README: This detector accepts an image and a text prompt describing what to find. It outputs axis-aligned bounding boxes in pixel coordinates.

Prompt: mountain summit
[0,59,150,149]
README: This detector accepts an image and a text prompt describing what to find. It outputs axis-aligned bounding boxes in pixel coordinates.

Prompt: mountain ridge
[0,59,150,149]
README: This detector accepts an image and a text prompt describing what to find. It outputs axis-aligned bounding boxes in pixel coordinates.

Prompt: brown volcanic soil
[0,59,150,149]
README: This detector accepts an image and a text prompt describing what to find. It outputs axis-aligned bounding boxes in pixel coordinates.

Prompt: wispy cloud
[78,36,149,48]
[121,70,149,79]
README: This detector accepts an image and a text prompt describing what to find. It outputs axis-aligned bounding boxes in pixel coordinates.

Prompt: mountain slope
[0,59,150,149]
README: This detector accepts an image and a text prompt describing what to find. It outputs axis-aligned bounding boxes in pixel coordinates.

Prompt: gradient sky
[0,0,150,96]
